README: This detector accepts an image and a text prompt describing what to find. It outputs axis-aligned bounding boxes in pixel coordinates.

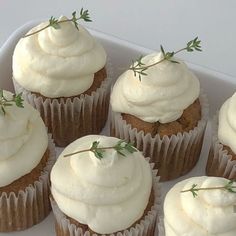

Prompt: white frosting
[218,92,236,153]
[12,17,107,98]
[0,90,48,187]
[51,135,152,234]
[164,176,236,236]
[110,52,200,123]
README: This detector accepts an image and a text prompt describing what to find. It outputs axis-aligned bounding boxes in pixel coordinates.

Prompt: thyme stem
[64,146,118,158]
[23,8,91,38]
[130,37,202,81]
[135,47,187,71]
[181,180,236,198]
[64,140,137,160]
[181,186,236,193]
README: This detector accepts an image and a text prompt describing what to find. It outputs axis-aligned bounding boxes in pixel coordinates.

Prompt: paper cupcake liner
[13,63,113,147]
[110,91,209,181]
[0,134,56,232]
[157,218,165,236]
[50,160,161,236]
[206,115,236,179]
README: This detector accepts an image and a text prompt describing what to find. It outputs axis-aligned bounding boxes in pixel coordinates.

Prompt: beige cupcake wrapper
[110,91,209,181]
[0,134,56,232]
[157,218,165,236]
[206,115,236,179]
[13,63,113,147]
[50,159,161,236]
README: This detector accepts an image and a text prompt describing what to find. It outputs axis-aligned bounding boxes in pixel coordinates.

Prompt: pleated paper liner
[13,63,113,147]
[50,160,161,236]
[0,135,56,232]
[110,91,209,181]
[157,218,165,236]
[206,116,236,179]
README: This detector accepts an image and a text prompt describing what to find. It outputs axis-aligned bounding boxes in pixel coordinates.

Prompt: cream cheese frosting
[12,17,107,98]
[218,92,236,153]
[110,52,200,123]
[51,135,152,234]
[0,90,48,187]
[164,176,236,236]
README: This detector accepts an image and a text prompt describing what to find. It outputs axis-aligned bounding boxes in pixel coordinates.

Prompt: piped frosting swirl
[164,176,236,236]
[0,90,48,187]
[110,52,200,123]
[51,135,152,234]
[13,17,107,98]
[218,92,236,153]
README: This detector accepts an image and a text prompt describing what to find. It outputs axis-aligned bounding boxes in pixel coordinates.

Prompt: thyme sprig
[64,140,137,159]
[181,180,236,198]
[23,8,92,38]
[0,89,24,115]
[130,37,202,81]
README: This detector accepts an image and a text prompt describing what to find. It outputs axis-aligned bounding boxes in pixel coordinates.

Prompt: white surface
[1,0,236,80]
[0,21,236,236]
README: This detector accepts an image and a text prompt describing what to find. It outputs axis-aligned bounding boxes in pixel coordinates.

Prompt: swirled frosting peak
[218,92,236,153]
[13,17,107,98]
[164,176,236,236]
[51,135,152,234]
[110,52,200,123]
[0,90,48,187]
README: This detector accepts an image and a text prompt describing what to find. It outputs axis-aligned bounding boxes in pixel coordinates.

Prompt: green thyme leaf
[79,8,92,22]
[0,90,24,116]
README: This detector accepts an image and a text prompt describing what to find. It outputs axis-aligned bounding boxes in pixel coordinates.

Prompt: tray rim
[0,19,236,236]
[1,19,236,87]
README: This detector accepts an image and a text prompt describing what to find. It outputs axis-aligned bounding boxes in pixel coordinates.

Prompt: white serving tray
[0,21,236,236]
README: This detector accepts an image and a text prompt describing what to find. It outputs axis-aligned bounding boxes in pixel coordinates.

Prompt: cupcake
[110,50,208,181]
[0,90,55,231]
[50,135,160,236]
[163,176,236,235]
[12,13,112,147]
[206,92,236,179]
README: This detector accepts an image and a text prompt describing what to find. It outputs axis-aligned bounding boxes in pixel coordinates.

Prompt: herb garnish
[0,89,24,115]
[23,8,92,38]
[181,180,236,198]
[130,37,202,81]
[64,140,137,159]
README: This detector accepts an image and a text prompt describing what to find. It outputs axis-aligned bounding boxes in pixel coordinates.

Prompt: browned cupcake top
[31,67,107,100]
[0,149,49,195]
[122,99,201,137]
